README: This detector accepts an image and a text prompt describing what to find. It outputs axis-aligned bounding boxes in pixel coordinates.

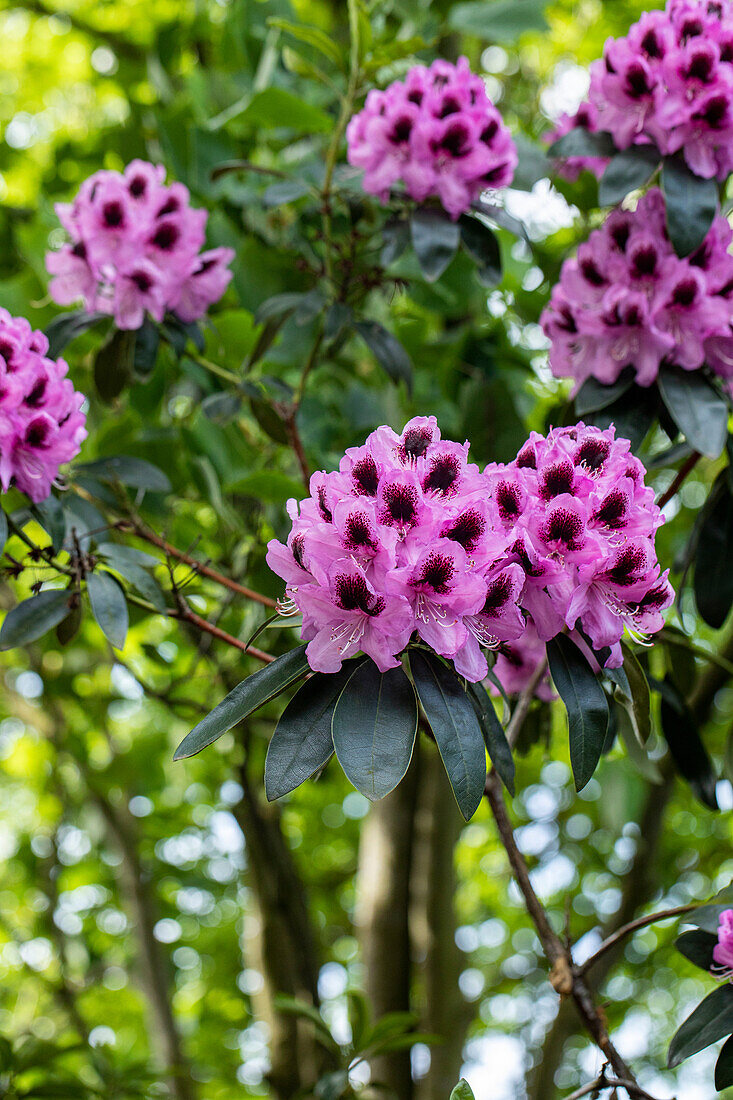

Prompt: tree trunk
[412,746,470,1100]
[231,763,326,1099]
[356,745,421,1100]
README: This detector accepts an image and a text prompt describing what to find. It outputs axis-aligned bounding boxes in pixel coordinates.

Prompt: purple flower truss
[46,160,234,331]
[267,417,673,686]
[578,0,733,180]
[713,909,733,980]
[541,187,733,388]
[0,309,86,503]
[346,57,517,219]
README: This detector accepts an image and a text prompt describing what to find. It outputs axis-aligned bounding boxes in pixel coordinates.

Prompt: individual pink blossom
[46,160,235,331]
[0,309,86,502]
[346,57,517,219]
[266,418,672,679]
[561,0,733,181]
[541,187,733,388]
[713,909,733,980]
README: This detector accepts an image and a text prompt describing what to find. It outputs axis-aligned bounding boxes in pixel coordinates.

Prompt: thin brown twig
[503,656,548,748]
[170,600,274,663]
[565,1072,671,1100]
[656,451,701,509]
[577,904,697,977]
[115,520,277,608]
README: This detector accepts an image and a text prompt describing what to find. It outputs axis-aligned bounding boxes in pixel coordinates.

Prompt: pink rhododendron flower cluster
[713,909,733,980]
[0,309,86,503]
[346,57,517,219]
[582,0,733,180]
[46,160,234,331]
[266,417,672,681]
[541,188,733,388]
[546,102,610,182]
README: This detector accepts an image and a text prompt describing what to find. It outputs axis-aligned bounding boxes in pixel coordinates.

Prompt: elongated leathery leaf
[546,634,609,792]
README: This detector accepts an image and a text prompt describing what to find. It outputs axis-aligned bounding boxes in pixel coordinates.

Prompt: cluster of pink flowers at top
[541,188,733,389]
[266,417,673,687]
[0,309,86,503]
[46,160,234,331]
[713,909,733,980]
[569,0,733,181]
[346,57,517,220]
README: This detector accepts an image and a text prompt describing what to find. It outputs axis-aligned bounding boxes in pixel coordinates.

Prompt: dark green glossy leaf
[465,679,515,794]
[133,319,160,376]
[0,590,71,649]
[249,397,290,444]
[448,0,548,42]
[355,321,413,392]
[658,368,728,459]
[676,929,718,972]
[381,218,410,266]
[410,651,486,821]
[574,372,635,417]
[658,676,718,810]
[87,571,128,650]
[265,663,365,800]
[44,310,108,357]
[31,495,66,554]
[619,641,651,744]
[459,215,502,286]
[202,392,243,423]
[662,157,719,257]
[548,128,616,159]
[94,329,135,402]
[75,455,171,492]
[590,383,656,452]
[694,477,733,628]
[716,1035,733,1090]
[411,208,460,282]
[546,634,609,791]
[56,603,82,647]
[174,646,310,760]
[331,662,418,801]
[598,146,660,206]
[668,984,733,1067]
[0,506,7,556]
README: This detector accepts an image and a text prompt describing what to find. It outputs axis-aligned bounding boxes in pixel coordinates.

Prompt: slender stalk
[565,1075,670,1100]
[656,451,701,509]
[123,591,274,662]
[577,905,697,977]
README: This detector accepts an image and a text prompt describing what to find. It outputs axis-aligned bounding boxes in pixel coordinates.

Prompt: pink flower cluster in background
[546,102,610,182]
[267,417,672,690]
[346,57,517,219]
[0,309,86,503]
[541,188,733,388]
[713,909,733,980]
[46,160,234,331]
[576,0,733,180]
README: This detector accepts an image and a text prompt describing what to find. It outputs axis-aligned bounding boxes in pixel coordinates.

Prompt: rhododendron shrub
[0,309,86,502]
[46,160,234,330]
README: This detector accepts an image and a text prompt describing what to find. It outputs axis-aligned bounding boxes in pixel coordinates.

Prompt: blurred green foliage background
[1,0,732,1098]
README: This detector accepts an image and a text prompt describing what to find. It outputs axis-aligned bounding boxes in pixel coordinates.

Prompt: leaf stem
[577,904,698,977]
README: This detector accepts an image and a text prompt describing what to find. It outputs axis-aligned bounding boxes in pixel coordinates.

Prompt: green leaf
[265,664,364,800]
[546,635,609,792]
[658,676,718,810]
[44,310,108,357]
[694,477,733,629]
[548,128,616,159]
[615,705,662,783]
[174,646,310,760]
[450,1079,476,1100]
[618,641,651,744]
[31,495,66,554]
[590,382,657,453]
[574,372,635,417]
[512,133,551,190]
[87,572,128,650]
[598,146,660,206]
[448,0,548,42]
[237,88,333,133]
[75,455,171,493]
[459,216,503,286]
[716,1035,733,1090]
[355,320,413,392]
[411,208,460,282]
[0,506,7,556]
[226,470,305,504]
[94,329,135,402]
[331,662,418,801]
[668,984,733,1067]
[267,18,345,67]
[465,680,515,794]
[0,590,71,649]
[101,556,166,612]
[676,929,717,972]
[55,603,82,647]
[202,392,243,423]
[133,319,160,376]
[262,179,311,206]
[410,651,486,821]
[381,218,410,266]
[662,157,719,257]
[657,368,728,459]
